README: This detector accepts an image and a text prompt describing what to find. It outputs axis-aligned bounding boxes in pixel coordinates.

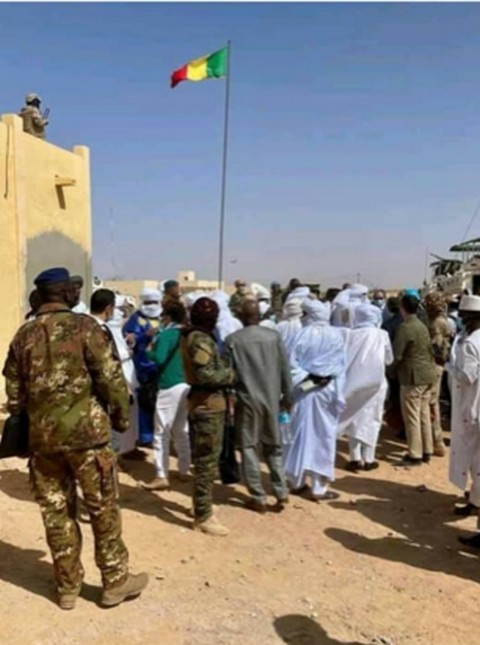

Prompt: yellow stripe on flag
[186,56,208,82]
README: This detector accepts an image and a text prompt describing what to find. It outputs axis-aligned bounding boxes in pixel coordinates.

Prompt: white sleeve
[383,332,394,367]
[456,341,480,385]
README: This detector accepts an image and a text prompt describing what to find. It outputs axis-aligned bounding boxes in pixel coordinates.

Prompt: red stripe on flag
[171,65,188,88]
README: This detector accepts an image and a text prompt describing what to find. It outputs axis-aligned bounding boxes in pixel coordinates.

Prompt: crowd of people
[2,267,480,610]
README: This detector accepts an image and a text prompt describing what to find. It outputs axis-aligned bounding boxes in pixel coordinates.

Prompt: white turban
[140,288,161,303]
[286,286,311,304]
[353,303,382,329]
[302,299,330,327]
[349,284,369,301]
[211,290,230,309]
[282,298,303,320]
[184,290,206,309]
[255,285,271,302]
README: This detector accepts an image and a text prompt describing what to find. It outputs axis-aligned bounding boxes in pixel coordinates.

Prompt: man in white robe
[338,303,393,472]
[447,296,480,546]
[277,298,304,360]
[108,295,139,455]
[331,284,369,328]
[285,300,346,501]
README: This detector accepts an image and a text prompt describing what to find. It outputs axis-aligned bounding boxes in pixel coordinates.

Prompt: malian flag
[170,47,228,89]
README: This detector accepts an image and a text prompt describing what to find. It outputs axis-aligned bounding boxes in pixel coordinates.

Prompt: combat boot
[58,591,80,611]
[101,572,149,608]
[140,477,169,491]
[193,515,229,537]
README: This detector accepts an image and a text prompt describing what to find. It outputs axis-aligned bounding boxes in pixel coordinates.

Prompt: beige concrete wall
[0,114,91,401]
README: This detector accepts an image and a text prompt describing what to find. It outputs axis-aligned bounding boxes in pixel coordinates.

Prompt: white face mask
[258,301,270,317]
[141,303,161,319]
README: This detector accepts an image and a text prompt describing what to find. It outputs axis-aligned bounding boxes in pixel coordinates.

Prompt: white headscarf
[258,301,270,317]
[184,290,207,310]
[302,299,331,327]
[283,298,303,320]
[109,294,127,326]
[255,285,271,302]
[353,303,382,329]
[140,288,161,319]
[286,286,311,304]
[331,284,369,328]
[211,290,243,341]
[349,284,369,301]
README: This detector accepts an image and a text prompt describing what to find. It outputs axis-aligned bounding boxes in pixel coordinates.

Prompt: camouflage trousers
[29,444,129,594]
[189,412,225,522]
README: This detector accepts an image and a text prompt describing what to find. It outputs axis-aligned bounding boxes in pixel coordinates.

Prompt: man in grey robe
[225,301,293,513]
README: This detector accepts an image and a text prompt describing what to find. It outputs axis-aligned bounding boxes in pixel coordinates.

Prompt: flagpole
[217,40,231,289]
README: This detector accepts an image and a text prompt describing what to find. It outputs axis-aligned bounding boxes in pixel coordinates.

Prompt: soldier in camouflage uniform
[181,297,236,537]
[19,93,49,139]
[229,279,251,319]
[3,267,148,610]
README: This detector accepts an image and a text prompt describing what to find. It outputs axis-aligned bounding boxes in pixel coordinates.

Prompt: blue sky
[2,2,480,288]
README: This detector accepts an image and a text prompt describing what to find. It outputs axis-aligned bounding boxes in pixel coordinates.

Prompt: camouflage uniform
[271,289,284,321]
[229,291,249,318]
[19,105,47,139]
[3,303,131,594]
[181,331,235,521]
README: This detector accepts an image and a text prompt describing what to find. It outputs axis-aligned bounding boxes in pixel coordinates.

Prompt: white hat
[459,295,480,312]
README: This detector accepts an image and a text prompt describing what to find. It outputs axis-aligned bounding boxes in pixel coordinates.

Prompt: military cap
[164,279,179,291]
[70,275,84,287]
[26,93,41,104]
[34,267,70,286]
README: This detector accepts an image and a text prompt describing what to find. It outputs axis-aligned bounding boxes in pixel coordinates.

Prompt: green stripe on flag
[207,47,228,79]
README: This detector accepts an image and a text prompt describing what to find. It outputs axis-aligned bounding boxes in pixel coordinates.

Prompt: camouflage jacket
[19,106,47,139]
[229,292,249,317]
[3,303,130,453]
[181,330,235,414]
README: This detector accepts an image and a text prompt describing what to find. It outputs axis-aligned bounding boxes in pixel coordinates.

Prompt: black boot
[454,503,479,517]
[458,533,480,549]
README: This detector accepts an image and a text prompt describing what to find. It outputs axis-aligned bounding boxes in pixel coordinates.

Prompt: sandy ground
[1,429,479,645]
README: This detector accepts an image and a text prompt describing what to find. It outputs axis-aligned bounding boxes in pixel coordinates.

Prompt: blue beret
[34,267,71,286]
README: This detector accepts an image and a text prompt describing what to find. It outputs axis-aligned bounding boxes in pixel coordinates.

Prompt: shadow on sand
[0,538,99,606]
[325,473,480,585]
[274,615,363,645]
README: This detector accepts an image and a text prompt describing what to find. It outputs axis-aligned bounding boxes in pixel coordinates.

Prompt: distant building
[102,271,234,304]
[177,270,234,294]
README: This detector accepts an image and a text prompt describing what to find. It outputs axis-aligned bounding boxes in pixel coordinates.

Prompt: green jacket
[147,327,185,390]
[3,303,130,453]
[392,315,437,386]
